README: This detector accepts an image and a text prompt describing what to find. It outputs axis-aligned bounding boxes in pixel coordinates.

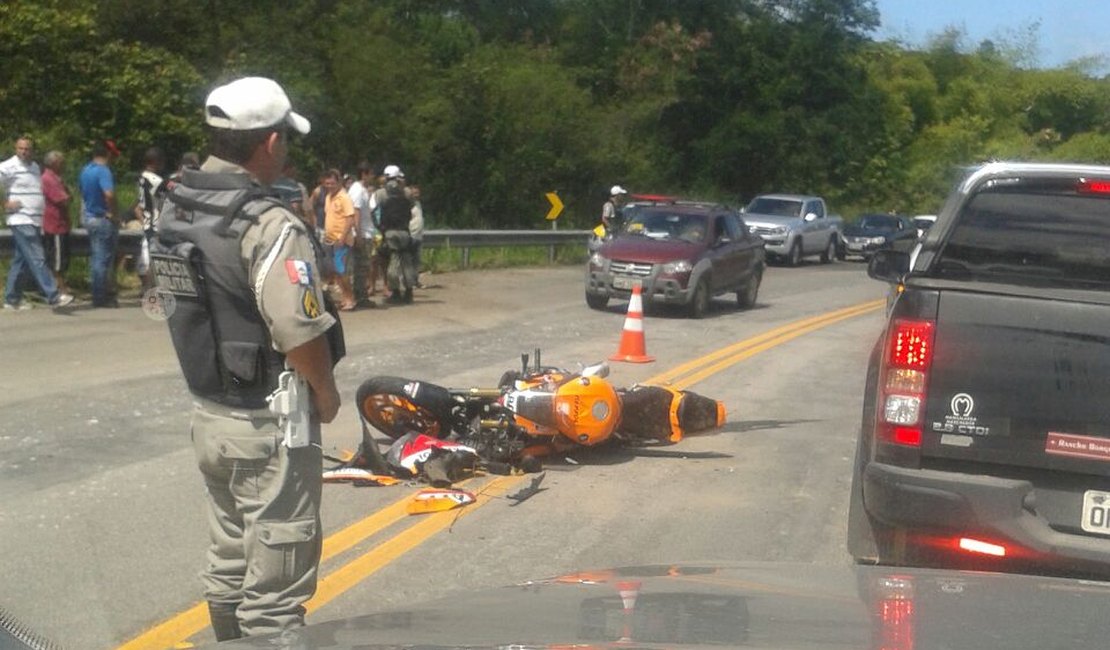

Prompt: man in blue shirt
[79,140,119,307]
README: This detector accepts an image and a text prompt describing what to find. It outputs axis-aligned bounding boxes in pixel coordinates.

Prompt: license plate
[612,276,637,290]
[1081,490,1110,535]
[847,244,864,252]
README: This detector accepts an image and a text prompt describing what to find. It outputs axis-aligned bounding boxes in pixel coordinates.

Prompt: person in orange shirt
[321,168,357,310]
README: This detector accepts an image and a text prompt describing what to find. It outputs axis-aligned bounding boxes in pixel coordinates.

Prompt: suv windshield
[746,198,803,217]
[858,215,899,230]
[932,186,1110,290]
[622,210,708,243]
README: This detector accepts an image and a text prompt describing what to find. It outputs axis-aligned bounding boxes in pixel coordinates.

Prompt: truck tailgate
[924,290,1110,475]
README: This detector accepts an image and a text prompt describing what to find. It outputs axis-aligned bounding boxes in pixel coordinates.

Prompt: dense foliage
[4,0,1109,226]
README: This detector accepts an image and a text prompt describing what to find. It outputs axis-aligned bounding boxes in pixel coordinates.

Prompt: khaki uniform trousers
[384,230,417,292]
[191,402,322,637]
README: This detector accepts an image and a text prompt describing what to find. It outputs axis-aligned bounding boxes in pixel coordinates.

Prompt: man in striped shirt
[41,150,72,294]
[1,136,74,310]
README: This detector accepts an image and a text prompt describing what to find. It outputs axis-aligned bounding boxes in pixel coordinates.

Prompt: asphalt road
[0,258,888,649]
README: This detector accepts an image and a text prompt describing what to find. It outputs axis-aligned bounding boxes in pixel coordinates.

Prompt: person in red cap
[78,139,121,307]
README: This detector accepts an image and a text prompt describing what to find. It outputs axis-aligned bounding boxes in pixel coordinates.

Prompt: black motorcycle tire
[356,376,458,440]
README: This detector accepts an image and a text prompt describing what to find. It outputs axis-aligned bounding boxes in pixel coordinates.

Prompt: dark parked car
[841,213,919,260]
[912,214,937,238]
[585,202,765,318]
[848,162,1110,579]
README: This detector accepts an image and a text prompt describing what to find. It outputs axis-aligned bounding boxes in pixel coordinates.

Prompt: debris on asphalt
[406,488,476,515]
[506,472,546,506]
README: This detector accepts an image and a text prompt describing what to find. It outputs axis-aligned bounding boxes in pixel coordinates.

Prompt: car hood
[843,225,894,237]
[202,562,1110,649]
[601,237,703,264]
[742,213,801,228]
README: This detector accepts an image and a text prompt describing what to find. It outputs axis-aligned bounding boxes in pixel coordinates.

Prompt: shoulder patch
[302,288,322,319]
[285,260,313,286]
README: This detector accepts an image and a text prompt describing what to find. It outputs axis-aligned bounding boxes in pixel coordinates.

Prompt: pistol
[268,370,311,448]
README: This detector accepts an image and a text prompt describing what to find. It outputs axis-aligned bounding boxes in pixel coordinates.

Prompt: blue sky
[872,0,1110,69]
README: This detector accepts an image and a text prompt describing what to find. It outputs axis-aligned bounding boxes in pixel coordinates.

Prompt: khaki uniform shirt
[202,157,335,354]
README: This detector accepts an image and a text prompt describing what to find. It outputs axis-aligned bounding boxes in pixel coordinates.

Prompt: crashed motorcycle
[342,352,725,482]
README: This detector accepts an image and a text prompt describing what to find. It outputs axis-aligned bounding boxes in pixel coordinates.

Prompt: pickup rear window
[746,198,803,218]
[932,186,1110,290]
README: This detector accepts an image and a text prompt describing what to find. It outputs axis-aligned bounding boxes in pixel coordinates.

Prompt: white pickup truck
[742,194,843,266]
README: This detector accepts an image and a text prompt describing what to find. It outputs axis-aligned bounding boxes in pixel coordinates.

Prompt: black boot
[403,287,413,304]
[207,601,243,642]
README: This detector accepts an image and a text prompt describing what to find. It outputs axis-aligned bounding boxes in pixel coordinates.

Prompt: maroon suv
[585,202,765,318]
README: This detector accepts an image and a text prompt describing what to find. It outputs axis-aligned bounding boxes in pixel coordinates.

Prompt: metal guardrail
[0,228,593,266]
[0,228,146,258]
[423,229,591,265]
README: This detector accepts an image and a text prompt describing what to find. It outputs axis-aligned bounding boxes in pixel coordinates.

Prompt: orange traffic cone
[617,580,641,611]
[609,284,654,363]
[616,580,641,643]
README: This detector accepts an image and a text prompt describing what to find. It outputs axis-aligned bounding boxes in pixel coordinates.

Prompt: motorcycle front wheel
[356,376,458,440]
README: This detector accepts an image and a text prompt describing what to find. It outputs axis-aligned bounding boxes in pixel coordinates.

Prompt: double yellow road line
[647,298,884,389]
[117,297,883,650]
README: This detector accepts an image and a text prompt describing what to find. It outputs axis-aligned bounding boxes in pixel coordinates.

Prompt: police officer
[152,77,343,641]
[371,165,417,304]
[602,185,628,236]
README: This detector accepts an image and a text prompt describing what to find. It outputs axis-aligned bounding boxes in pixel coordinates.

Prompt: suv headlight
[662,260,693,274]
[589,252,606,267]
[869,236,888,245]
[770,226,788,236]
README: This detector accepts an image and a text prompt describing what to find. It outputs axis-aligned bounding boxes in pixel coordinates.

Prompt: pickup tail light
[958,537,1007,557]
[1078,179,1110,194]
[877,319,935,448]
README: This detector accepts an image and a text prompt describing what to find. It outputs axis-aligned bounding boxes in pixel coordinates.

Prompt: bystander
[40,150,72,295]
[79,140,120,308]
[1,136,74,310]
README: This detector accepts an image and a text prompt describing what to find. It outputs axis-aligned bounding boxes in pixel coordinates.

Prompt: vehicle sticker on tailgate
[1046,432,1110,462]
[931,393,992,436]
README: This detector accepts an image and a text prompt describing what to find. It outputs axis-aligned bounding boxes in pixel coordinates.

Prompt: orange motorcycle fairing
[551,375,621,446]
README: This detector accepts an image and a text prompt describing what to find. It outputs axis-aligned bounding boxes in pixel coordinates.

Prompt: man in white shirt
[348,161,380,303]
[1,136,74,310]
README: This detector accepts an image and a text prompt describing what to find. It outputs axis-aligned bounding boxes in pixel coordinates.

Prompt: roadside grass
[1,240,587,303]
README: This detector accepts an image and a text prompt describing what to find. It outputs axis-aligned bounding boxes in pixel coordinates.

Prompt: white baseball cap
[383,164,404,179]
[205,77,311,135]
[610,185,628,196]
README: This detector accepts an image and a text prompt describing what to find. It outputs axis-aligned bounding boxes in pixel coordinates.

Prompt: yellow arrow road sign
[545,192,564,220]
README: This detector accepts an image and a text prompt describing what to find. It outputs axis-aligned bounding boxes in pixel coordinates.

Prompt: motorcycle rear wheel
[356,376,457,440]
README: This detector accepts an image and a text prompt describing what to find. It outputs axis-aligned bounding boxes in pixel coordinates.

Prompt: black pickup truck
[848,162,1110,578]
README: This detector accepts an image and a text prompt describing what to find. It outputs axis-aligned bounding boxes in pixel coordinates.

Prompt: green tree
[408,44,605,227]
[0,1,204,165]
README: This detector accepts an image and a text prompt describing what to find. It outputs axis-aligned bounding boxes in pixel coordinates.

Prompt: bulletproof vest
[151,169,342,409]
[378,184,412,232]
